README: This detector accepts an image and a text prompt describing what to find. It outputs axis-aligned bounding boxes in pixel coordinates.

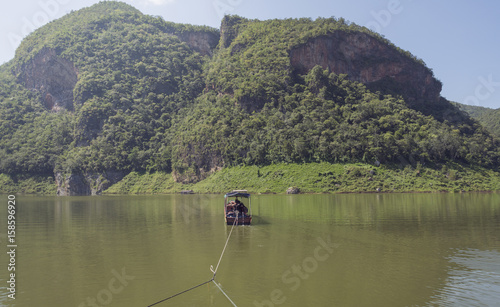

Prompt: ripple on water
[429,249,500,307]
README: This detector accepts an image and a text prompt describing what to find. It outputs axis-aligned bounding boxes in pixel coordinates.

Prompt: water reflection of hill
[254,193,500,229]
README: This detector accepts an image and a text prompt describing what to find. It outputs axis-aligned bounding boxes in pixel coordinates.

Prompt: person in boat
[226,201,236,217]
[235,199,248,216]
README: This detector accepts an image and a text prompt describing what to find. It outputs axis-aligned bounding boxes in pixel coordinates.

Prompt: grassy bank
[105,162,500,195]
[3,162,498,195]
[0,173,57,195]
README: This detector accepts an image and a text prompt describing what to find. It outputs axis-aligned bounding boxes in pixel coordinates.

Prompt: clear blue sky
[1,0,499,109]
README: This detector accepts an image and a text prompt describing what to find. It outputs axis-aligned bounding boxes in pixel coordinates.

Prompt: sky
[1,0,499,109]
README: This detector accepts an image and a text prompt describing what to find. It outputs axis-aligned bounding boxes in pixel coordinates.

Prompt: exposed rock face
[14,32,217,112]
[290,31,442,103]
[286,187,301,194]
[178,31,219,56]
[15,47,78,111]
[172,161,223,184]
[55,170,125,196]
[55,172,90,196]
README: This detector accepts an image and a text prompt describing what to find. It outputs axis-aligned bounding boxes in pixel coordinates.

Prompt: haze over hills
[454,103,500,139]
[0,1,498,195]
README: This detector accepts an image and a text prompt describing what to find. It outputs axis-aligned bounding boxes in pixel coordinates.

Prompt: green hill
[1,1,217,178]
[168,15,498,182]
[0,2,499,195]
[454,102,500,138]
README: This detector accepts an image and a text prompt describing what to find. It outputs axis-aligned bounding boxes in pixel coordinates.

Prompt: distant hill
[0,1,498,194]
[454,103,500,138]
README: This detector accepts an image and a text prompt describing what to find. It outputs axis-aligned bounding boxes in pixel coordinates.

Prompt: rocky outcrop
[15,47,78,111]
[178,31,219,57]
[290,31,442,103]
[55,172,89,196]
[55,170,125,196]
[220,15,247,48]
[286,187,301,194]
[172,164,223,184]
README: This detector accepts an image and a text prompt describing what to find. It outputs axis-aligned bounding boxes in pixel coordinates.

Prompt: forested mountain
[454,103,500,138]
[0,1,217,192]
[0,1,498,194]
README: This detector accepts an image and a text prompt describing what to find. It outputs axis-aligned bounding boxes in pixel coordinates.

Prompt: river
[1,193,499,306]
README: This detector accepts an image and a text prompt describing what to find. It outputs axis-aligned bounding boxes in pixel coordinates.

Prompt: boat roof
[225,190,250,198]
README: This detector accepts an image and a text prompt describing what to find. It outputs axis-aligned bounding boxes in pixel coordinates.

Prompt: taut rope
[147,218,239,306]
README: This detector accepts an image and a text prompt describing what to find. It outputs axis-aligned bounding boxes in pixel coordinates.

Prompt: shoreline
[2,162,500,196]
[2,188,498,197]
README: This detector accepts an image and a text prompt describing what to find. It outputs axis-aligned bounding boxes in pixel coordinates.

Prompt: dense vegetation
[1,2,215,177]
[172,65,499,183]
[454,102,500,138]
[170,15,499,181]
[0,2,498,194]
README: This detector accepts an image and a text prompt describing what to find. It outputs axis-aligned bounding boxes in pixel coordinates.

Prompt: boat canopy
[225,191,250,198]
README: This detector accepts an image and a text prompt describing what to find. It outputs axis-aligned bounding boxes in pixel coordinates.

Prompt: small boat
[224,190,252,225]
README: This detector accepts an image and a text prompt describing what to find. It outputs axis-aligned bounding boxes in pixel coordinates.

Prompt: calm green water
[1,193,500,306]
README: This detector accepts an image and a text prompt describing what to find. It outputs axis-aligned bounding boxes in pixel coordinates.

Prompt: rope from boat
[212,280,238,307]
[146,279,214,307]
[146,216,239,306]
[211,216,238,278]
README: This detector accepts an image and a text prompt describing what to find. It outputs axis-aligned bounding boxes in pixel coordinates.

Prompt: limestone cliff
[15,47,78,111]
[55,171,124,196]
[178,31,219,57]
[290,31,442,103]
